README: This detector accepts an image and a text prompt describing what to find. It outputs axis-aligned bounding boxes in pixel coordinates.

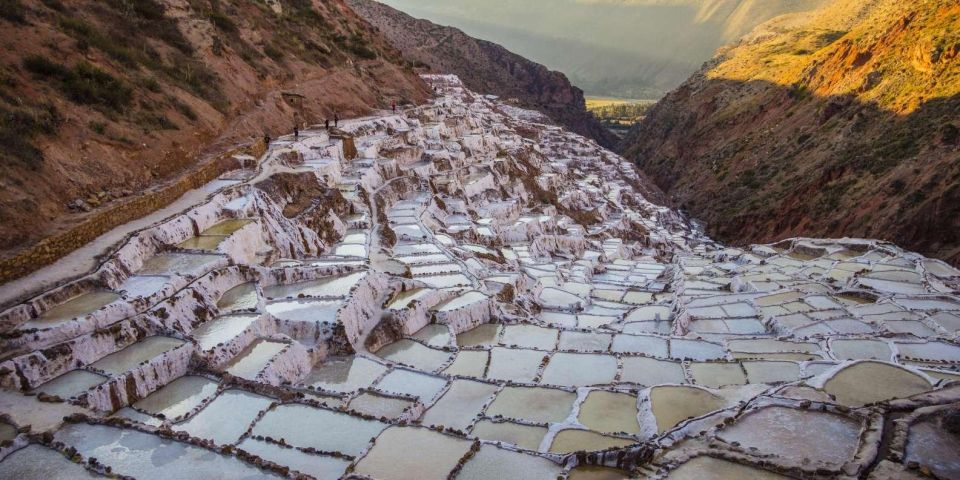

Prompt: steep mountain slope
[345,0,617,148]
[623,0,960,264]
[372,0,828,99]
[0,0,430,260]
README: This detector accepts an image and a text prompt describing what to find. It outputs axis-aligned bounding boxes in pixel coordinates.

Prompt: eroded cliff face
[0,0,430,259]
[345,0,618,149]
[623,0,960,265]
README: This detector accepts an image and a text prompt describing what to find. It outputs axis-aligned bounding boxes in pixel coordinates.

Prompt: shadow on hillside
[622,77,960,265]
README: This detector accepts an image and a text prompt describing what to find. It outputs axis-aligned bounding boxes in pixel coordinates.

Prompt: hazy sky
[376,0,826,98]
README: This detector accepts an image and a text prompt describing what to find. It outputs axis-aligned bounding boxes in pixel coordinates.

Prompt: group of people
[269,100,400,146]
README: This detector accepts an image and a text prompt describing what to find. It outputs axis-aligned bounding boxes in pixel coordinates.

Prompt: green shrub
[0,0,27,23]
[0,103,61,169]
[24,56,132,111]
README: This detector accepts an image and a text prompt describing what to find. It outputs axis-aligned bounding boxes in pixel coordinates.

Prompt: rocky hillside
[623,0,960,264]
[345,0,617,148]
[0,0,430,258]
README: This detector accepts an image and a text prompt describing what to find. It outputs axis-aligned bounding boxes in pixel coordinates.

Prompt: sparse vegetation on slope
[0,0,430,258]
[624,0,960,265]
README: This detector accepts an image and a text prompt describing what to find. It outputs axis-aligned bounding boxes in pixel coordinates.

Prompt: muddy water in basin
[486,347,544,383]
[649,386,726,433]
[376,339,451,372]
[355,426,472,480]
[485,386,575,424]
[57,423,279,478]
[578,390,640,434]
[471,420,547,450]
[264,271,367,299]
[348,393,413,419]
[456,324,501,347]
[823,361,932,406]
[443,350,488,377]
[0,444,111,479]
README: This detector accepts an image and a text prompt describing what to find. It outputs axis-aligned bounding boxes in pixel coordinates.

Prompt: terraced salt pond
[0,75,956,479]
[18,290,119,330]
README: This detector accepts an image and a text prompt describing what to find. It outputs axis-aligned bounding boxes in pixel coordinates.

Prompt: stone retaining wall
[0,140,267,285]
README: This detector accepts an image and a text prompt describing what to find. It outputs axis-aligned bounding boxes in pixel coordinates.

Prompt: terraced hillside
[0,76,958,479]
[0,0,430,269]
[623,0,960,265]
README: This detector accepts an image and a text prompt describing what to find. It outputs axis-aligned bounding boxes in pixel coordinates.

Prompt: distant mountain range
[348,0,617,148]
[374,0,828,98]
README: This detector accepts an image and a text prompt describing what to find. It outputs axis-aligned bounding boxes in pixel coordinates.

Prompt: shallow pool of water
[134,375,219,420]
[742,361,801,384]
[649,386,726,433]
[138,253,222,277]
[0,444,109,479]
[410,323,452,347]
[222,339,287,380]
[620,357,686,385]
[471,420,547,450]
[665,456,791,479]
[669,339,726,361]
[500,325,559,350]
[718,406,860,465]
[21,290,120,330]
[253,403,387,455]
[348,393,413,420]
[689,362,747,388]
[443,350,489,377]
[304,356,387,393]
[540,353,617,387]
[904,417,960,479]
[611,334,669,357]
[90,336,185,375]
[559,331,612,351]
[485,386,575,424]
[355,426,471,480]
[578,390,640,434]
[217,282,259,313]
[386,287,432,309]
[57,423,279,479]
[457,445,561,480]
[375,368,447,402]
[435,290,488,312]
[486,347,546,383]
[264,298,341,323]
[376,339,451,372]
[177,235,226,251]
[822,361,932,406]
[264,271,366,299]
[202,219,254,235]
[192,314,258,351]
[422,379,498,430]
[456,324,501,347]
[237,438,350,479]
[119,275,170,298]
[30,369,107,398]
[548,429,634,453]
[176,389,273,444]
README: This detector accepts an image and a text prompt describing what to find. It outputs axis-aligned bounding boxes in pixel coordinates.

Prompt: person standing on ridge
[392,101,397,113]
[334,112,340,128]
[325,118,330,130]
[293,123,299,140]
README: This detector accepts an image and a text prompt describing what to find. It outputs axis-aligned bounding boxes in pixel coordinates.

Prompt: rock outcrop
[345,0,618,149]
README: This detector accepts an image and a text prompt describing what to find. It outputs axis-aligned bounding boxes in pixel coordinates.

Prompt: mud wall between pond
[0,140,267,288]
